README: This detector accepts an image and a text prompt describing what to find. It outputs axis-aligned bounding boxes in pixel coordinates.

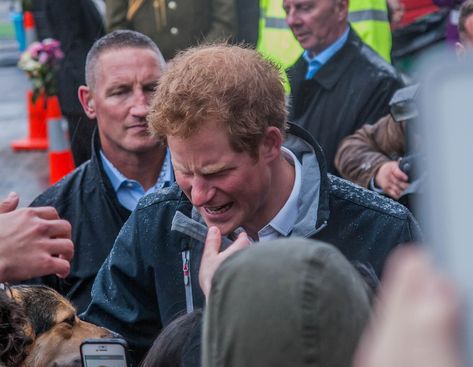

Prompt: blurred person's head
[140,310,203,367]
[457,0,473,54]
[283,0,349,57]
[202,238,372,367]
[78,30,166,165]
[148,44,292,238]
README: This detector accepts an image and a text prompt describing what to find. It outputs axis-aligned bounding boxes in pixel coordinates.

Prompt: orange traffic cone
[11,90,48,151]
[46,96,75,185]
[23,11,37,47]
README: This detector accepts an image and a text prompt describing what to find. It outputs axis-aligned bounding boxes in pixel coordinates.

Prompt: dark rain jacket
[287,27,404,175]
[28,132,131,314]
[203,238,372,367]
[82,123,421,365]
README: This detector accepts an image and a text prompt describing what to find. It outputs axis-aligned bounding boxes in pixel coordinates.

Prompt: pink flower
[27,42,43,59]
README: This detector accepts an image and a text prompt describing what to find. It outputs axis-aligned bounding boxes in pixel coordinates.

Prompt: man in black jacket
[83,44,420,365]
[27,30,173,314]
[284,0,403,174]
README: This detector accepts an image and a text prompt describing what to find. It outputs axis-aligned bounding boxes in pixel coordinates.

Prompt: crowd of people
[2,0,473,366]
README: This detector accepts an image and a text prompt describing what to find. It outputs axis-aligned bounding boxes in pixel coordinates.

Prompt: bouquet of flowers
[17,38,64,103]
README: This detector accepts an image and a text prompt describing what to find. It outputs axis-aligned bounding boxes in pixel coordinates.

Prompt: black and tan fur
[0,285,113,367]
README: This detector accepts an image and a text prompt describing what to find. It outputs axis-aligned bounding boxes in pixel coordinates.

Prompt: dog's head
[1,285,114,367]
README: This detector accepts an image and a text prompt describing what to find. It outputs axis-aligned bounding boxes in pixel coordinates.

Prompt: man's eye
[144,83,158,92]
[111,89,125,95]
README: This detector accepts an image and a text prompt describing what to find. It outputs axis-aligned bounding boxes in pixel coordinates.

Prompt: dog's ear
[11,286,62,337]
[0,290,32,367]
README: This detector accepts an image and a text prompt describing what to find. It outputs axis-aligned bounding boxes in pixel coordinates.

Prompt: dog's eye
[62,316,76,326]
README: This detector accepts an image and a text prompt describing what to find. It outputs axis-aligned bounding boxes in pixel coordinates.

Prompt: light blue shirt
[100,149,174,211]
[303,27,350,79]
[258,147,302,241]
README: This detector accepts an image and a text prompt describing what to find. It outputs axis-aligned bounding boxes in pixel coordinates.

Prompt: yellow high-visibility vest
[256,0,302,70]
[348,0,392,62]
[256,0,392,92]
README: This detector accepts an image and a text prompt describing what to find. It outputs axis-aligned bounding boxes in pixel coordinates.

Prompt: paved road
[0,1,48,207]
[0,66,48,207]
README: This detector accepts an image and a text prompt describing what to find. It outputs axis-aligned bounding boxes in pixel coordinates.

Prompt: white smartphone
[80,338,129,367]
[417,50,473,364]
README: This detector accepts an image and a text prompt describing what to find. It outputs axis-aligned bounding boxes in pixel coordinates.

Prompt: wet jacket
[335,114,406,188]
[105,0,237,60]
[203,239,372,367]
[83,123,420,365]
[28,132,131,314]
[287,28,403,175]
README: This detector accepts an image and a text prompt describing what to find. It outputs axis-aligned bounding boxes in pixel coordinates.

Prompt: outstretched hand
[0,192,74,282]
[199,226,250,298]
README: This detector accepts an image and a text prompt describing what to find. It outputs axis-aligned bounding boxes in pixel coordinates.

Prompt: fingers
[224,231,250,256]
[0,192,19,213]
[43,218,72,239]
[50,257,71,279]
[392,166,409,182]
[33,206,61,220]
[203,226,222,258]
[200,227,251,299]
[45,238,74,262]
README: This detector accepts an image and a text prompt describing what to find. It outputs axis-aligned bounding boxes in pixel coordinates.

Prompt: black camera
[389,83,420,123]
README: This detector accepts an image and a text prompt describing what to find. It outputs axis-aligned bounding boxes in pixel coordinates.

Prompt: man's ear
[337,0,349,21]
[260,126,283,162]
[78,86,96,119]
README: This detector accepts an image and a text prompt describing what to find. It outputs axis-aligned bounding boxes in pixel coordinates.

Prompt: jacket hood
[202,238,372,367]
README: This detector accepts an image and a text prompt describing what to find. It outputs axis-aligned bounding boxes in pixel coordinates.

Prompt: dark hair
[459,0,473,40]
[0,289,32,367]
[85,30,165,89]
[140,310,203,367]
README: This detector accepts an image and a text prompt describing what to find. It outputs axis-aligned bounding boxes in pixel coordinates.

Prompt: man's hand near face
[199,226,250,298]
[375,161,410,200]
[0,192,74,282]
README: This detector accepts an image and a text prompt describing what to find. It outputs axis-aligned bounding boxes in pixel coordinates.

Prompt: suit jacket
[106,0,237,60]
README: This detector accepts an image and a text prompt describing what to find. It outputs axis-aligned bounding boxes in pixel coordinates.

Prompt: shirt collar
[257,147,302,241]
[303,26,350,67]
[100,149,174,193]
[100,150,128,192]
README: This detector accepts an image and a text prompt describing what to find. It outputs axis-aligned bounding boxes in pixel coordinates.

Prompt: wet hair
[0,288,32,367]
[459,0,473,42]
[140,310,203,367]
[85,30,166,89]
[148,43,288,159]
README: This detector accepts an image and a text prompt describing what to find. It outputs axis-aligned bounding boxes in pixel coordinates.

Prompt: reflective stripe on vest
[349,9,389,23]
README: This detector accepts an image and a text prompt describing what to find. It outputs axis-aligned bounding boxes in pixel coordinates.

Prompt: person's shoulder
[135,183,184,211]
[30,161,91,208]
[328,174,411,220]
[357,43,401,80]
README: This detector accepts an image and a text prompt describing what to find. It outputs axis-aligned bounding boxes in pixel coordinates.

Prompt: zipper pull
[183,253,190,285]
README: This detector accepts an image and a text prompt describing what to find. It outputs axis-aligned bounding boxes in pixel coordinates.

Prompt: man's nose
[130,90,149,118]
[190,177,215,207]
[285,9,299,28]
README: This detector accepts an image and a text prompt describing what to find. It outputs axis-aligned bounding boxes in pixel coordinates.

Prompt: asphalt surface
[0,0,48,207]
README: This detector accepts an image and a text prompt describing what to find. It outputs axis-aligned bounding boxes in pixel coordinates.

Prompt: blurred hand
[0,192,74,282]
[353,246,463,367]
[199,226,250,298]
[375,161,409,199]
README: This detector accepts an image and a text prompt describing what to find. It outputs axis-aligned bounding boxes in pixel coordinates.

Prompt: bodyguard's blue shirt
[100,149,174,211]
